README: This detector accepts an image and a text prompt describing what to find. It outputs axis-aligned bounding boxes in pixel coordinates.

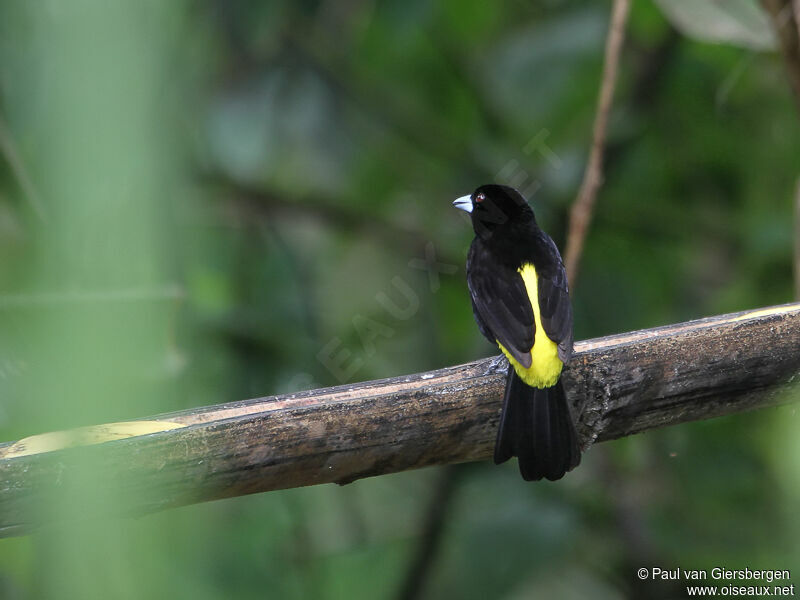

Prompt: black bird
[453,184,581,481]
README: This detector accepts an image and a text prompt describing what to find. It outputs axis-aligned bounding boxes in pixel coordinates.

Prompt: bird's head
[452,184,535,239]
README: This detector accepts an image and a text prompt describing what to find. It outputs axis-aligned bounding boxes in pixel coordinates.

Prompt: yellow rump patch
[497,263,563,388]
[0,420,187,459]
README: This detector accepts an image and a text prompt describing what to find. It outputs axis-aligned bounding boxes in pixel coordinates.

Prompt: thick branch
[0,303,799,537]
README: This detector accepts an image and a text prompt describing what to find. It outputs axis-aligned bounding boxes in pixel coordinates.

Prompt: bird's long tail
[493,365,581,481]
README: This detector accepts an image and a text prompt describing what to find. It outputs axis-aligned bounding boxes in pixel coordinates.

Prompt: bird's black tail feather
[493,366,581,481]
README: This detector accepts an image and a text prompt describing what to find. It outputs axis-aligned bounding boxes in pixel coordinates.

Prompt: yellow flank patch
[497,263,563,388]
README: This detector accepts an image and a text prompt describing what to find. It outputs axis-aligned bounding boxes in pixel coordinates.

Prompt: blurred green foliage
[0,1,798,599]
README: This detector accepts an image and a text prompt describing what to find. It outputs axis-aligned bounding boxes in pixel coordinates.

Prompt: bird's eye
[475,193,485,203]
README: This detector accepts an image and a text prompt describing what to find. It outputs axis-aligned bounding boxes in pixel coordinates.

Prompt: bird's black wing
[467,241,535,368]
[535,234,574,363]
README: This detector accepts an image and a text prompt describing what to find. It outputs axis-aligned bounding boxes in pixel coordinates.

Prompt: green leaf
[653,0,775,49]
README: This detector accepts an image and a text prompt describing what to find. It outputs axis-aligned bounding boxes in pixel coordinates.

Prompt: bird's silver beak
[452,195,473,213]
